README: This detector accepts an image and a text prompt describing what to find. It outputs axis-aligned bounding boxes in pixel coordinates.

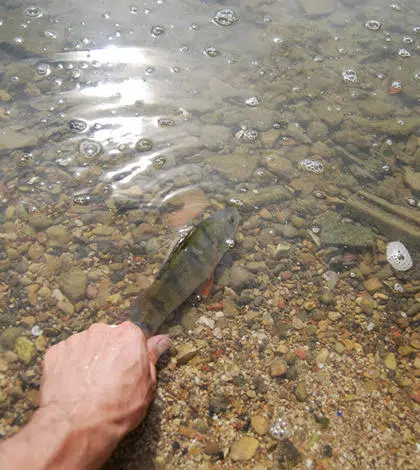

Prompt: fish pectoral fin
[198,272,214,298]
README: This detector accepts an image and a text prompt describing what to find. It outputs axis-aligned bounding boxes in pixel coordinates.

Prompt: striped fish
[131,208,240,337]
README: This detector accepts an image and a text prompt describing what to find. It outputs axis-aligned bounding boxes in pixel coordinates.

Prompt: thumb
[147,335,171,365]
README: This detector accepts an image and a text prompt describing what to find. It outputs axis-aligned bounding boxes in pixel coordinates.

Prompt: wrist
[0,403,122,470]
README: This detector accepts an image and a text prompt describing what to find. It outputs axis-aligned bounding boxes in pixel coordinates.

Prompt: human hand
[39,321,170,466]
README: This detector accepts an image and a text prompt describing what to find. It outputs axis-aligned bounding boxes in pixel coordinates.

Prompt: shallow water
[0,0,419,468]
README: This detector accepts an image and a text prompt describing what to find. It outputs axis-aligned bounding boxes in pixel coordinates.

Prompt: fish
[131,207,240,337]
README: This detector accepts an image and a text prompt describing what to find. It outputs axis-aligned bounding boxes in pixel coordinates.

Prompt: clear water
[0,0,419,466]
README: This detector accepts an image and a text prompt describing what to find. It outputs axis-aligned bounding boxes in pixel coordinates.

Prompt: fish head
[206,207,240,251]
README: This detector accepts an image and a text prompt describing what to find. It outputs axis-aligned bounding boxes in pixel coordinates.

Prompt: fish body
[131,208,240,337]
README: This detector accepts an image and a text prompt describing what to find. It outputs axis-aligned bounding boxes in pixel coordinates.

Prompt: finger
[147,335,171,365]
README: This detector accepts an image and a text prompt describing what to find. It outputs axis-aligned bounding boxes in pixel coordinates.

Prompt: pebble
[334,342,345,354]
[328,311,342,322]
[384,353,397,370]
[46,225,70,244]
[203,442,222,455]
[176,343,199,364]
[320,291,335,305]
[14,337,35,364]
[303,301,316,311]
[0,327,26,349]
[364,278,383,294]
[414,357,420,369]
[251,415,269,435]
[58,268,87,302]
[360,295,374,315]
[316,348,329,364]
[230,436,259,461]
[292,317,305,330]
[275,242,291,259]
[270,359,288,377]
[294,382,308,402]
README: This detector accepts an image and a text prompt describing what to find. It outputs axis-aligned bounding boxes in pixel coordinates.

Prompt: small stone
[364,278,383,294]
[328,311,342,322]
[303,301,316,311]
[204,442,222,455]
[292,317,305,330]
[27,244,44,261]
[316,348,329,364]
[270,359,288,377]
[294,382,308,402]
[251,415,269,435]
[360,295,374,315]
[282,224,299,238]
[230,436,259,461]
[413,357,420,369]
[275,242,291,259]
[176,343,199,364]
[0,327,26,349]
[384,353,397,370]
[57,300,75,315]
[46,225,71,244]
[14,337,36,364]
[334,342,345,354]
[398,346,414,357]
[311,309,324,321]
[58,268,87,302]
[208,395,229,415]
[320,291,334,305]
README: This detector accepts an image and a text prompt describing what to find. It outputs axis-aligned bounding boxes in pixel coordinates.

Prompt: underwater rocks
[316,211,374,248]
[403,167,420,193]
[346,191,420,254]
[299,0,336,17]
[58,268,87,303]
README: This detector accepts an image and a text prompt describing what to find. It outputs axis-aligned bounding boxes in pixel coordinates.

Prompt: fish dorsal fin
[154,224,197,280]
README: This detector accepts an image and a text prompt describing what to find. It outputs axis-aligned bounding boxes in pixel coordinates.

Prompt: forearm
[0,405,120,470]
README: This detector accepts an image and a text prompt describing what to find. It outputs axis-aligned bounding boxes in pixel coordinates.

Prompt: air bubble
[129,5,138,14]
[225,238,235,248]
[103,11,111,20]
[44,31,57,39]
[270,418,290,439]
[365,19,381,31]
[212,8,238,27]
[151,25,165,37]
[79,139,102,158]
[342,69,357,83]
[158,118,175,127]
[244,128,258,142]
[73,194,91,205]
[311,224,321,234]
[403,36,413,44]
[398,48,411,57]
[31,325,43,336]
[68,119,88,133]
[152,156,166,169]
[393,283,404,293]
[135,138,153,152]
[36,63,50,76]
[414,72,420,80]
[204,47,219,57]
[245,96,260,107]
[24,6,43,18]
[297,158,325,174]
[386,241,413,271]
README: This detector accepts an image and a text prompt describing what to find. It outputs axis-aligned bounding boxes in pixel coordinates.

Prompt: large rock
[299,0,336,16]
[404,167,420,193]
[317,211,373,248]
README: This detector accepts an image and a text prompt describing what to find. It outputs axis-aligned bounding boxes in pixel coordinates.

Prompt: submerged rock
[230,436,259,461]
[58,268,87,303]
[317,211,373,248]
